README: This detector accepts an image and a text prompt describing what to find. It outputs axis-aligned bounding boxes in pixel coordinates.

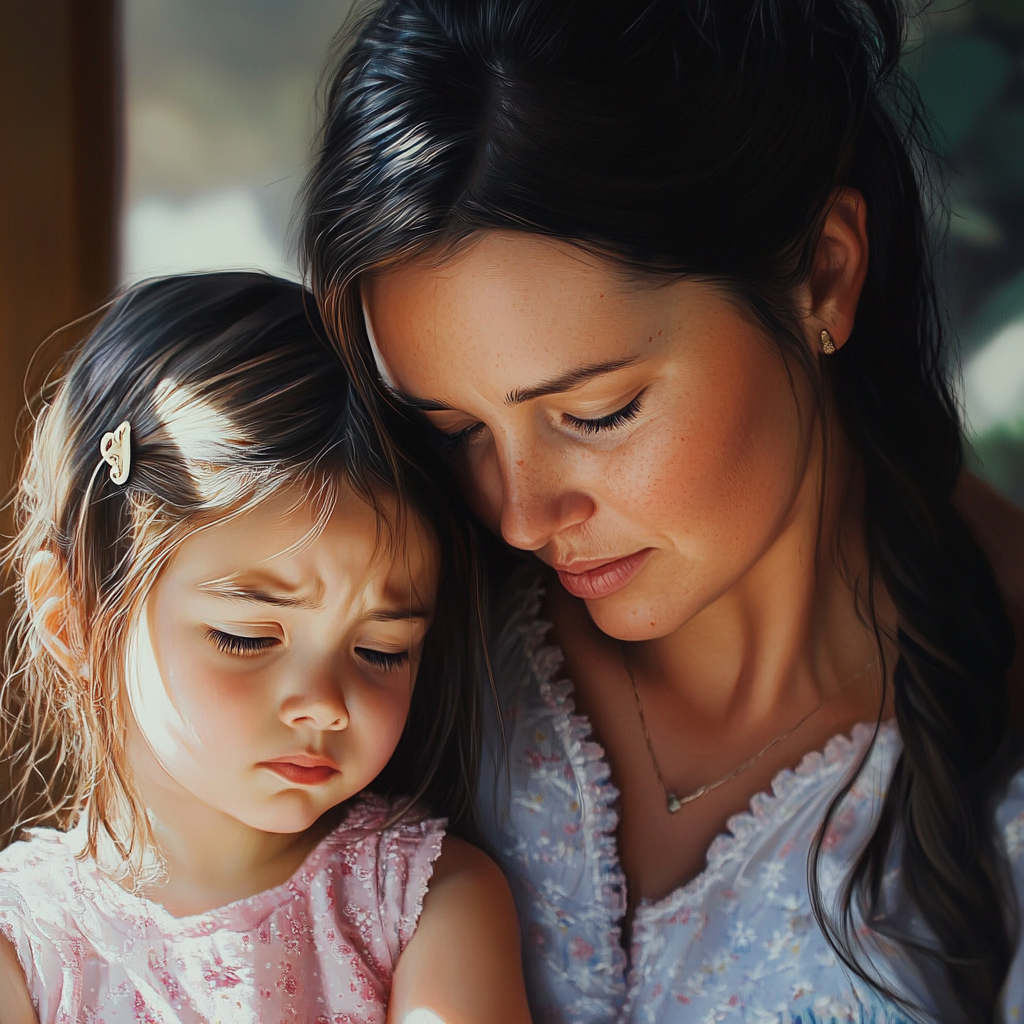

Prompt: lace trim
[507,570,629,1011]
[393,816,446,959]
[502,568,901,1008]
[76,792,436,938]
[633,721,900,930]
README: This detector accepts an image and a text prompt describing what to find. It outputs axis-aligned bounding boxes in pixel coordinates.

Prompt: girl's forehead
[163,484,438,609]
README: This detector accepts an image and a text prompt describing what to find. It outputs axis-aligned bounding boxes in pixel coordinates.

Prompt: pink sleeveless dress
[0,794,445,1024]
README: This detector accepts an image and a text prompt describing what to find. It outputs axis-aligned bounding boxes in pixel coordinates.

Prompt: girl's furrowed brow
[197,578,324,609]
[364,608,429,622]
[381,381,453,412]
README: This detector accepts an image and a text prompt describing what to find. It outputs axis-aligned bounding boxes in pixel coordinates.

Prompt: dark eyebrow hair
[197,582,323,609]
[505,356,640,406]
[382,356,640,412]
[381,382,453,412]
[365,608,429,622]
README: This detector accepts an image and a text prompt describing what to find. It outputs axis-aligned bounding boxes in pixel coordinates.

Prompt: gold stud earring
[820,329,836,355]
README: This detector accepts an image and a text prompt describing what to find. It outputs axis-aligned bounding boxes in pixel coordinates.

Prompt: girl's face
[126,484,438,834]
[364,231,816,642]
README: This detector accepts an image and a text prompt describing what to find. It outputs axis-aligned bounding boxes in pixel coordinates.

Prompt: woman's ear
[25,550,84,678]
[796,188,869,355]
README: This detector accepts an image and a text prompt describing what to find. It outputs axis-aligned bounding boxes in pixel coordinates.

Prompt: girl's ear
[25,550,84,678]
[795,187,870,355]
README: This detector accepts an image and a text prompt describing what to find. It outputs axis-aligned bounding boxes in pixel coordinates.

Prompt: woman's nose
[279,670,350,731]
[497,444,595,552]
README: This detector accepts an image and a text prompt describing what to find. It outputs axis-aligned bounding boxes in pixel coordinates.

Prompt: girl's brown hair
[2,272,484,879]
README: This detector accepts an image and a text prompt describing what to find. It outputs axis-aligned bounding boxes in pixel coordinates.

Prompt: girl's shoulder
[0,825,91,1024]
[318,792,447,953]
[0,824,86,919]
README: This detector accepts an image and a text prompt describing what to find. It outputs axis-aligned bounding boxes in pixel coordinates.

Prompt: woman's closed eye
[562,391,645,434]
[355,647,410,672]
[206,628,281,657]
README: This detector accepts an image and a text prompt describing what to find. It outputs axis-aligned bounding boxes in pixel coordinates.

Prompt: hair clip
[99,421,132,485]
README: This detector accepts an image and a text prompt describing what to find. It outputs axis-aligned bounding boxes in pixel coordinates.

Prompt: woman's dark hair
[301,1,1019,1019]
[2,272,484,873]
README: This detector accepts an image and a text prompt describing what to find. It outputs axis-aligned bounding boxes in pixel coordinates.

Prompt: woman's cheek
[457,439,504,535]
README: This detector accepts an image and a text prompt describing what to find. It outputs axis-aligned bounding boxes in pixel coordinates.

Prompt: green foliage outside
[906,2,1024,505]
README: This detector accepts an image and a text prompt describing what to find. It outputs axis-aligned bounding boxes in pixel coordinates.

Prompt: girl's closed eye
[355,647,410,672]
[205,628,281,657]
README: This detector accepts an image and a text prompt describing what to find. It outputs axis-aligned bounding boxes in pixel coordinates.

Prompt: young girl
[0,273,531,1024]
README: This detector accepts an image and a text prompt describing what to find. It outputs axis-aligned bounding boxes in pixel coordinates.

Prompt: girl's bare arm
[388,837,532,1024]
[0,934,38,1024]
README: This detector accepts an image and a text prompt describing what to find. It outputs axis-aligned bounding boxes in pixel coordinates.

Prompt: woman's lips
[554,548,652,600]
[259,754,340,787]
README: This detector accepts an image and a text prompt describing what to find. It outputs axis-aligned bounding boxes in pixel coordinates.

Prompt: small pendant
[666,792,683,814]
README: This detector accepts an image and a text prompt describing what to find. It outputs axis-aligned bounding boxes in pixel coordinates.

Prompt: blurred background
[3,0,1024,514]
[118,0,1024,507]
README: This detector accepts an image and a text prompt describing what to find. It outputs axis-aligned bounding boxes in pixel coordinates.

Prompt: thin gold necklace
[621,642,876,814]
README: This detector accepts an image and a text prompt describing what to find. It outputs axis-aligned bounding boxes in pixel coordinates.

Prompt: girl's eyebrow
[197,579,323,609]
[382,384,453,412]
[365,608,429,622]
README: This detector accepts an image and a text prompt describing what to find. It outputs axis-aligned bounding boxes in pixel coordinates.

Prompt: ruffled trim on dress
[503,569,629,1013]
[629,720,901,941]
[381,809,447,959]
[501,567,907,1021]
[74,792,443,940]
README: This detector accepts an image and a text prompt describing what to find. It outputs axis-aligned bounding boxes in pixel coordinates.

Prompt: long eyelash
[206,629,280,657]
[564,393,645,435]
[430,422,485,455]
[356,647,410,671]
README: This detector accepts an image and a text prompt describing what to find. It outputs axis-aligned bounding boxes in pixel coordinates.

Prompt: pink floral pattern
[0,794,444,1024]
[476,571,1024,1024]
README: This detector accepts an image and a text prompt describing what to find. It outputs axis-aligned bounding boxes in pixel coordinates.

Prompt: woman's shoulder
[954,472,1024,727]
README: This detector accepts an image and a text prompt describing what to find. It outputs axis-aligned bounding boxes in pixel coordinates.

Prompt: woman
[301,1,1024,1021]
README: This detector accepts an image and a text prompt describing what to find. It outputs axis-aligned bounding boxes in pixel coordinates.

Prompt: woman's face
[365,231,818,642]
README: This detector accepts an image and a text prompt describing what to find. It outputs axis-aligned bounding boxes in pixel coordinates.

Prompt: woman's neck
[587,424,894,733]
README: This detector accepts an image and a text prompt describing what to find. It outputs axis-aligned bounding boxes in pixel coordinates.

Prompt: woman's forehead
[363,235,715,402]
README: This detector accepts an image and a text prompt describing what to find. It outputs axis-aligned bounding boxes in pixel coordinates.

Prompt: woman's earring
[819,329,836,355]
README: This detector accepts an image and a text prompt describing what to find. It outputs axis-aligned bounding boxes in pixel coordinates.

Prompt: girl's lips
[555,548,652,600]
[259,755,340,787]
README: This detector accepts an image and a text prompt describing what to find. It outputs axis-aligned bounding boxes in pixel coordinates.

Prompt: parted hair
[2,272,484,880]
[301,1,1021,1019]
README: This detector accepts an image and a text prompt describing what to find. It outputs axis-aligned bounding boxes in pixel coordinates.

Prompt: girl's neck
[115,720,329,918]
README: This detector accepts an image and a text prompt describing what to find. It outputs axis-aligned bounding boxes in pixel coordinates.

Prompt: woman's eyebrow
[381,355,640,411]
[504,356,639,406]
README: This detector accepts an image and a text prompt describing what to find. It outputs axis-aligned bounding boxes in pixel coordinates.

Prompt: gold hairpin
[99,421,132,485]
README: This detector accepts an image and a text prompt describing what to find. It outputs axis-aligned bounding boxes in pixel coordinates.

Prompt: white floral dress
[474,573,1024,1024]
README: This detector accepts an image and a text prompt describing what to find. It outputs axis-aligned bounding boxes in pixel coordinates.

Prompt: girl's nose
[279,672,349,731]
[497,444,595,552]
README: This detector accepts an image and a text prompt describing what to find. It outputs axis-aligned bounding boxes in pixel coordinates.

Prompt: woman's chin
[583,592,682,643]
